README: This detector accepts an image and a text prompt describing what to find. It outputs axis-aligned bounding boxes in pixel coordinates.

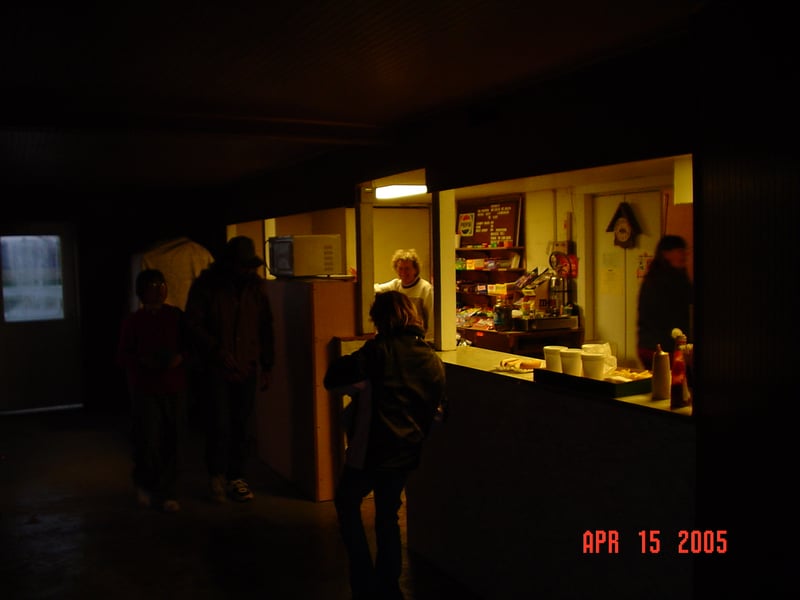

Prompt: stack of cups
[543,345,568,372]
[580,352,606,379]
[559,348,584,376]
[581,342,616,379]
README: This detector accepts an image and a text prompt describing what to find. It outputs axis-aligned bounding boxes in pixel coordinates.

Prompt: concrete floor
[1,407,482,600]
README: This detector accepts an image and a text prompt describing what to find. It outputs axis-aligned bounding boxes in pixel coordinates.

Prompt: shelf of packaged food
[456,246,524,252]
[456,246,524,270]
[456,268,526,273]
[456,273,526,285]
[457,277,526,309]
[456,292,495,302]
[456,247,526,308]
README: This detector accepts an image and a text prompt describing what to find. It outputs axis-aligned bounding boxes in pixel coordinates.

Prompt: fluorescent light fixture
[375,184,428,199]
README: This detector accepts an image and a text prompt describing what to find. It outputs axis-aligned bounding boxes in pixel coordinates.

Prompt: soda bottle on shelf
[493,295,513,331]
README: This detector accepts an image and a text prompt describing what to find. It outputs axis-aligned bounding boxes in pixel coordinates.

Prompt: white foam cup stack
[581,352,606,380]
[543,345,568,372]
[560,348,584,376]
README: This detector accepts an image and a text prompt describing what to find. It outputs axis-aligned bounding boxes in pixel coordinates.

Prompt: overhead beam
[0,111,386,146]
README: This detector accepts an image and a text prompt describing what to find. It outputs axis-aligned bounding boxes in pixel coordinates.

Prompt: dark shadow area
[0,407,481,599]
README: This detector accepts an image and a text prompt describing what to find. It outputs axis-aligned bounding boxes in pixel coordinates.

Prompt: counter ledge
[437,345,692,416]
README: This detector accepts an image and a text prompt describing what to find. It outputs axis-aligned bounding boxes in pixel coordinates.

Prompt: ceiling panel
[0,1,705,188]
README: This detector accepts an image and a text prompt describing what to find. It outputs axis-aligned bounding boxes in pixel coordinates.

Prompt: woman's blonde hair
[391,248,421,275]
[370,291,423,334]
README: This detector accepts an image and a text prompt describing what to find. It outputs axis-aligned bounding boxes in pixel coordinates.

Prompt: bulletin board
[456,195,522,247]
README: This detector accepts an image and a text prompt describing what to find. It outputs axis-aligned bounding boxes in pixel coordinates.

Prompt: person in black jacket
[324,291,446,600]
[184,236,274,503]
[636,234,693,369]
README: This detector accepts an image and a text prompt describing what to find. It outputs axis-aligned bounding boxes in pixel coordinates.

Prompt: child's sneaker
[227,478,254,502]
[209,474,227,504]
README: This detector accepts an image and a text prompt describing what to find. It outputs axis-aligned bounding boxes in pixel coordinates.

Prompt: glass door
[0,222,82,413]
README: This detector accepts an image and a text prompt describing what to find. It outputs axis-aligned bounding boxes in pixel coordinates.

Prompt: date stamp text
[582,530,729,554]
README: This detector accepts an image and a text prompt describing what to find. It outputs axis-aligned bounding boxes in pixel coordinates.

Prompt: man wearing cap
[185,236,275,503]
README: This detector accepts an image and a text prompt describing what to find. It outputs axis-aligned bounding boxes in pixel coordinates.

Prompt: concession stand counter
[406,345,695,599]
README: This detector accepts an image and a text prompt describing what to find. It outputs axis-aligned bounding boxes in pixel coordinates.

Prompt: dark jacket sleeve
[324,343,372,391]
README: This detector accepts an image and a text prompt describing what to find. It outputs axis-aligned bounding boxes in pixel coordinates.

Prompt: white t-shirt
[373,277,434,342]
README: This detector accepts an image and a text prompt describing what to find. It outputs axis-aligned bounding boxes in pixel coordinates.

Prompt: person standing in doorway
[184,236,275,503]
[117,268,188,513]
[324,291,446,599]
[374,248,434,343]
[636,234,693,369]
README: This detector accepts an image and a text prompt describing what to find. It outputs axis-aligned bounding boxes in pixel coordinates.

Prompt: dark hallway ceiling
[1,1,705,189]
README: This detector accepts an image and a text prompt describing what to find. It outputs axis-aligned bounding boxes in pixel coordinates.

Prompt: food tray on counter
[533,368,652,398]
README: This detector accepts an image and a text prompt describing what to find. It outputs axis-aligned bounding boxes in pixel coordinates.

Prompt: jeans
[130,389,187,499]
[334,465,409,599]
[204,372,257,481]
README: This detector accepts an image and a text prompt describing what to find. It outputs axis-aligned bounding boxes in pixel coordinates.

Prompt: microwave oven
[267,234,343,277]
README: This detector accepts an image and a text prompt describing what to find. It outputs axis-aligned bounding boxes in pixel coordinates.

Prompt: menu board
[457,195,522,247]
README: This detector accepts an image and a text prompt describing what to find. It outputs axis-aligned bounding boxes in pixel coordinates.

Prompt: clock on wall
[613,216,633,246]
[605,202,641,249]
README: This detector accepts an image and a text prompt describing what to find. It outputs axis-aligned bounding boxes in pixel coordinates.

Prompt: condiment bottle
[651,344,671,400]
[670,332,691,408]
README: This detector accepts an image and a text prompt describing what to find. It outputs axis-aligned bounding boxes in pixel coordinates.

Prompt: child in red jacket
[117,269,188,512]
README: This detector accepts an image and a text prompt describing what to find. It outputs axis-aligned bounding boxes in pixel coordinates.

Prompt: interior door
[0,222,82,413]
[592,191,663,368]
[372,207,432,284]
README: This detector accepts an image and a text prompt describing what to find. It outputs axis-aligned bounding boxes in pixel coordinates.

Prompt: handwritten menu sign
[457,195,521,247]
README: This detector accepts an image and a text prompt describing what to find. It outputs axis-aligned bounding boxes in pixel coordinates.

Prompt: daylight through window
[1,235,64,322]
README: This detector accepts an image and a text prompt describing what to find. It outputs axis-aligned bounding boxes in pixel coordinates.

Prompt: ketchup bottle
[670,332,691,409]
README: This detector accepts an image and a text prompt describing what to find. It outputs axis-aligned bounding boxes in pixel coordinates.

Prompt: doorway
[372,207,432,285]
[591,191,664,367]
[0,222,82,413]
